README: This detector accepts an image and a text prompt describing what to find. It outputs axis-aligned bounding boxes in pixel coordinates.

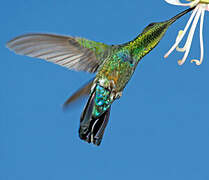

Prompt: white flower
[164,0,209,65]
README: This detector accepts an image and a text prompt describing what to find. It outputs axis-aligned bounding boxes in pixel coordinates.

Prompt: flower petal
[206,4,209,11]
[191,8,205,65]
[165,0,189,6]
[165,0,200,7]
[178,6,202,65]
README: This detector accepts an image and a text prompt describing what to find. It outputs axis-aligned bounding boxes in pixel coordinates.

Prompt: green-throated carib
[7,7,194,146]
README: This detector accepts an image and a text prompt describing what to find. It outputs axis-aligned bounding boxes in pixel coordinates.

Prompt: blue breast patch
[116,50,133,65]
[93,85,112,117]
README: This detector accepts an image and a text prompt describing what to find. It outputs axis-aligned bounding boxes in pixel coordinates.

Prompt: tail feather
[90,107,111,145]
[79,91,96,142]
[79,88,111,146]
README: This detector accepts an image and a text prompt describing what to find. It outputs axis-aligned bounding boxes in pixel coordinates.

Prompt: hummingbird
[6,7,194,146]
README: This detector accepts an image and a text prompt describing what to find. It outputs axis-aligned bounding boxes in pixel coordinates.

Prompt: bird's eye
[147,23,155,27]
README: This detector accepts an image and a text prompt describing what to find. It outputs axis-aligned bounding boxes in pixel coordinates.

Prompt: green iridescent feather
[76,37,111,61]
[93,85,113,117]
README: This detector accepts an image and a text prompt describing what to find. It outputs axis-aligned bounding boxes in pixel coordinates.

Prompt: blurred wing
[63,79,94,110]
[6,33,111,73]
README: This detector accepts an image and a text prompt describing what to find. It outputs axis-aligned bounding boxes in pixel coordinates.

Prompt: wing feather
[63,79,94,110]
[6,33,110,73]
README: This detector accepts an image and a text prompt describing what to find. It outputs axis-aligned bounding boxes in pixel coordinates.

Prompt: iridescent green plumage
[6,7,194,146]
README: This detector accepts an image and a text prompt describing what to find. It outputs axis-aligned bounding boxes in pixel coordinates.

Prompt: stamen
[178,5,202,65]
[164,6,199,58]
[191,8,205,65]
[197,0,209,4]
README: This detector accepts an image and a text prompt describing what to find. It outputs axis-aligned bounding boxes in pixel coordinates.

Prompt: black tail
[79,89,111,146]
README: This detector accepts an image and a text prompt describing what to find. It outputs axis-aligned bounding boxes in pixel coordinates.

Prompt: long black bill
[167,6,196,25]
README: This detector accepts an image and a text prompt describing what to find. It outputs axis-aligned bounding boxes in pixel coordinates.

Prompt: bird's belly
[97,60,133,92]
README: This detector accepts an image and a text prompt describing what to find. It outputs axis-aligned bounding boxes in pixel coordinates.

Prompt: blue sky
[1,0,209,180]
